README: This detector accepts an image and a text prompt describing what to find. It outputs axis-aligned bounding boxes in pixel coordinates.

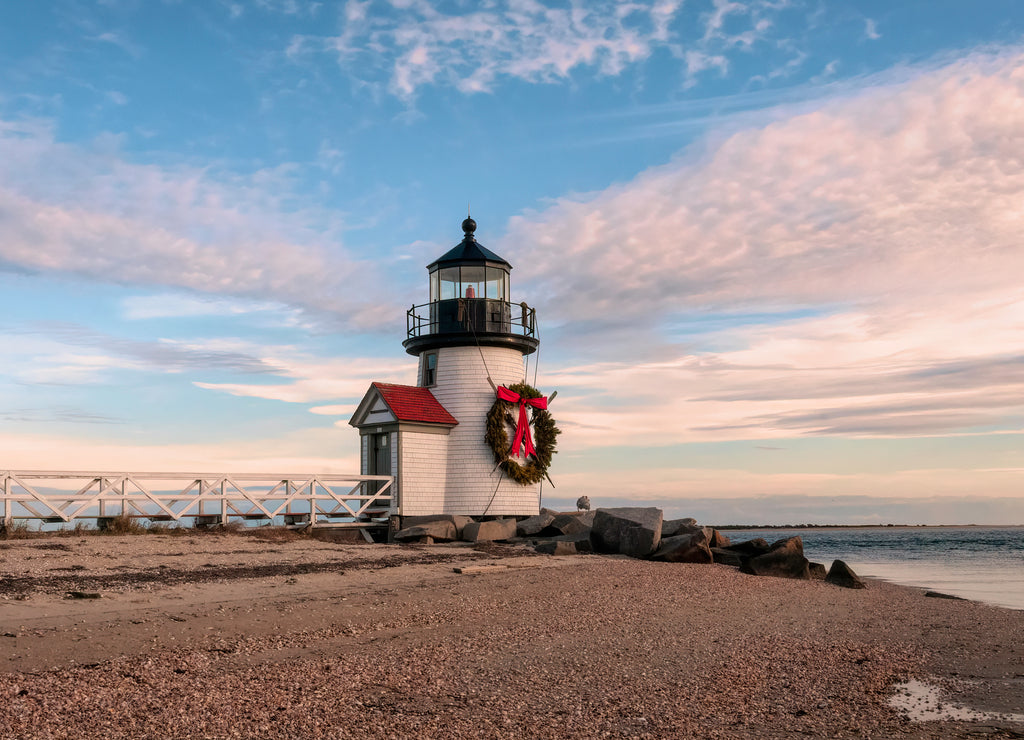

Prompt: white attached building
[350,217,541,517]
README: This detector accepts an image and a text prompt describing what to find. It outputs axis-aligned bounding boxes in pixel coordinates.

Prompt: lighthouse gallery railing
[0,471,393,529]
[406,298,536,340]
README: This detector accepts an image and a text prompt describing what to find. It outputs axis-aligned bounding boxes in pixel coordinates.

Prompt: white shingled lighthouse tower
[350,217,544,518]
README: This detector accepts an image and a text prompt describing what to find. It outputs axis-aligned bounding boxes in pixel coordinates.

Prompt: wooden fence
[0,470,394,529]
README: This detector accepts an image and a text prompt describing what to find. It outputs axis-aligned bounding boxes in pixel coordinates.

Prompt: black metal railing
[406,299,536,339]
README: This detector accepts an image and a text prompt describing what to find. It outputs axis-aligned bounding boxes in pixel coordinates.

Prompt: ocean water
[722,526,1024,611]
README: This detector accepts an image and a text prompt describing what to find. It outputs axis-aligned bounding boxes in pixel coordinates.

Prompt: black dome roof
[426,218,511,271]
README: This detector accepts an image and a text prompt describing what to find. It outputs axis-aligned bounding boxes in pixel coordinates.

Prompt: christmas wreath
[485,382,560,486]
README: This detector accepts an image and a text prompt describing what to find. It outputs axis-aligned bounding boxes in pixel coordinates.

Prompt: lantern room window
[430,265,508,302]
[437,267,459,301]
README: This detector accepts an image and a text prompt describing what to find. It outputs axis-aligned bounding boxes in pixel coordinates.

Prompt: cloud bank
[502,51,1024,445]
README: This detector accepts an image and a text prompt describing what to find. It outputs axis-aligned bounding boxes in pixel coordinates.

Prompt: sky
[2,0,1024,525]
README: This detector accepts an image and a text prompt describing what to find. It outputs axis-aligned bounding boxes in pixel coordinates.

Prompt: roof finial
[462,209,477,241]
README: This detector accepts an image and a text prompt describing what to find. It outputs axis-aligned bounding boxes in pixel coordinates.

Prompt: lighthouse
[349,217,549,519]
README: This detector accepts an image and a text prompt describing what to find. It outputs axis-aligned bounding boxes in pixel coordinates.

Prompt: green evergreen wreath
[485,382,560,486]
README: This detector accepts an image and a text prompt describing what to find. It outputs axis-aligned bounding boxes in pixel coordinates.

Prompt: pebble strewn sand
[1,532,1023,739]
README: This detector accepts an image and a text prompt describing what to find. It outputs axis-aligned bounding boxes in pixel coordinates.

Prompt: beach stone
[740,536,810,579]
[661,519,699,538]
[653,531,712,564]
[394,520,457,542]
[723,538,771,557]
[708,529,731,548]
[536,532,593,556]
[590,507,663,558]
[399,514,474,539]
[826,559,867,589]
[535,540,576,556]
[516,509,557,537]
[809,562,827,580]
[710,547,743,567]
[545,511,594,537]
[462,518,517,542]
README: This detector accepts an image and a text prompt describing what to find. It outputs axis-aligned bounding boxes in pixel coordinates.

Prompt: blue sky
[2,0,1024,524]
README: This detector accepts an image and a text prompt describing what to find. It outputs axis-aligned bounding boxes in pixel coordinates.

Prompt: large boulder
[710,547,744,567]
[516,509,557,537]
[662,518,701,538]
[707,529,731,548]
[653,530,712,563]
[544,511,594,537]
[740,536,810,579]
[722,538,771,557]
[590,507,663,558]
[399,514,474,539]
[535,540,577,556]
[539,531,594,553]
[462,519,517,542]
[394,519,457,542]
[809,562,827,580]
[826,559,867,589]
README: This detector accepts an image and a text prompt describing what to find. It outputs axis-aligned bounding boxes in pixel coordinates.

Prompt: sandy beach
[1,529,1022,739]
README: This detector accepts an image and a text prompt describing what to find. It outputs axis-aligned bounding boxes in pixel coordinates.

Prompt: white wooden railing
[0,471,394,529]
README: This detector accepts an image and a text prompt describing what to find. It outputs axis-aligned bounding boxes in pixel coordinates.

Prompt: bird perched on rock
[576,496,591,511]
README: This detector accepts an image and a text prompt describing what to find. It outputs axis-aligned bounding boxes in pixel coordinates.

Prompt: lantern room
[404,217,539,356]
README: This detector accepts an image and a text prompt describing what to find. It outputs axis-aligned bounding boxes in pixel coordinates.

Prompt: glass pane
[461,265,485,299]
[430,269,439,302]
[439,267,459,300]
[485,267,506,299]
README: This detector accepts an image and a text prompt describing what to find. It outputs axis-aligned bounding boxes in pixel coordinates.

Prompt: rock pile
[392,507,866,588]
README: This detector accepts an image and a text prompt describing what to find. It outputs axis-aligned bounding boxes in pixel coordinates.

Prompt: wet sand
[1,530,1022,738]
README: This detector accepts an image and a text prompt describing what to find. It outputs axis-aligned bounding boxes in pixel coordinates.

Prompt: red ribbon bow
[496,386,548,458]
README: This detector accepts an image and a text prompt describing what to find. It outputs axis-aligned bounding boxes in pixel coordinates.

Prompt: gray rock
[462,518,517,542]
[399,514,474,539]
[722,538,771,557]
[516,509,557,537]
[740,536,810,579]
[535,540,576,555]
[708,529,731,548]
[662,519,702,538]
[532,530,592,551]
[809,562,827,580]
[653,531,712,563]
[394,520,457,542]
[590,507,663,558]
[826,559,866,589]
[546,511,594,536]
[710,547,744,567]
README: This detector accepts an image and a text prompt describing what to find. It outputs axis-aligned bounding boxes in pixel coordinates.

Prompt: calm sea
[722,526,1024,611]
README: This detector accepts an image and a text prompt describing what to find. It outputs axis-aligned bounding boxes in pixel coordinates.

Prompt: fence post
[3,474,11,529]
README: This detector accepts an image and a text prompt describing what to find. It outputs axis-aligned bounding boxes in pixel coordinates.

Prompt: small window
[422,352,438,386]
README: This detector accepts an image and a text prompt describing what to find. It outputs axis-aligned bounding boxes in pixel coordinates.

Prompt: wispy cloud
[864,18,880,41]
[0,119,399,330]
[290,0,685,99]
[194,355,414,405]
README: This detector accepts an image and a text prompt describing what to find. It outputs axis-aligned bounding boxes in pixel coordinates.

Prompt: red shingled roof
[372,383,458,426]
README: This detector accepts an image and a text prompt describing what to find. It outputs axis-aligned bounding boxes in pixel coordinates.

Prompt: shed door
[370,433,391,494]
